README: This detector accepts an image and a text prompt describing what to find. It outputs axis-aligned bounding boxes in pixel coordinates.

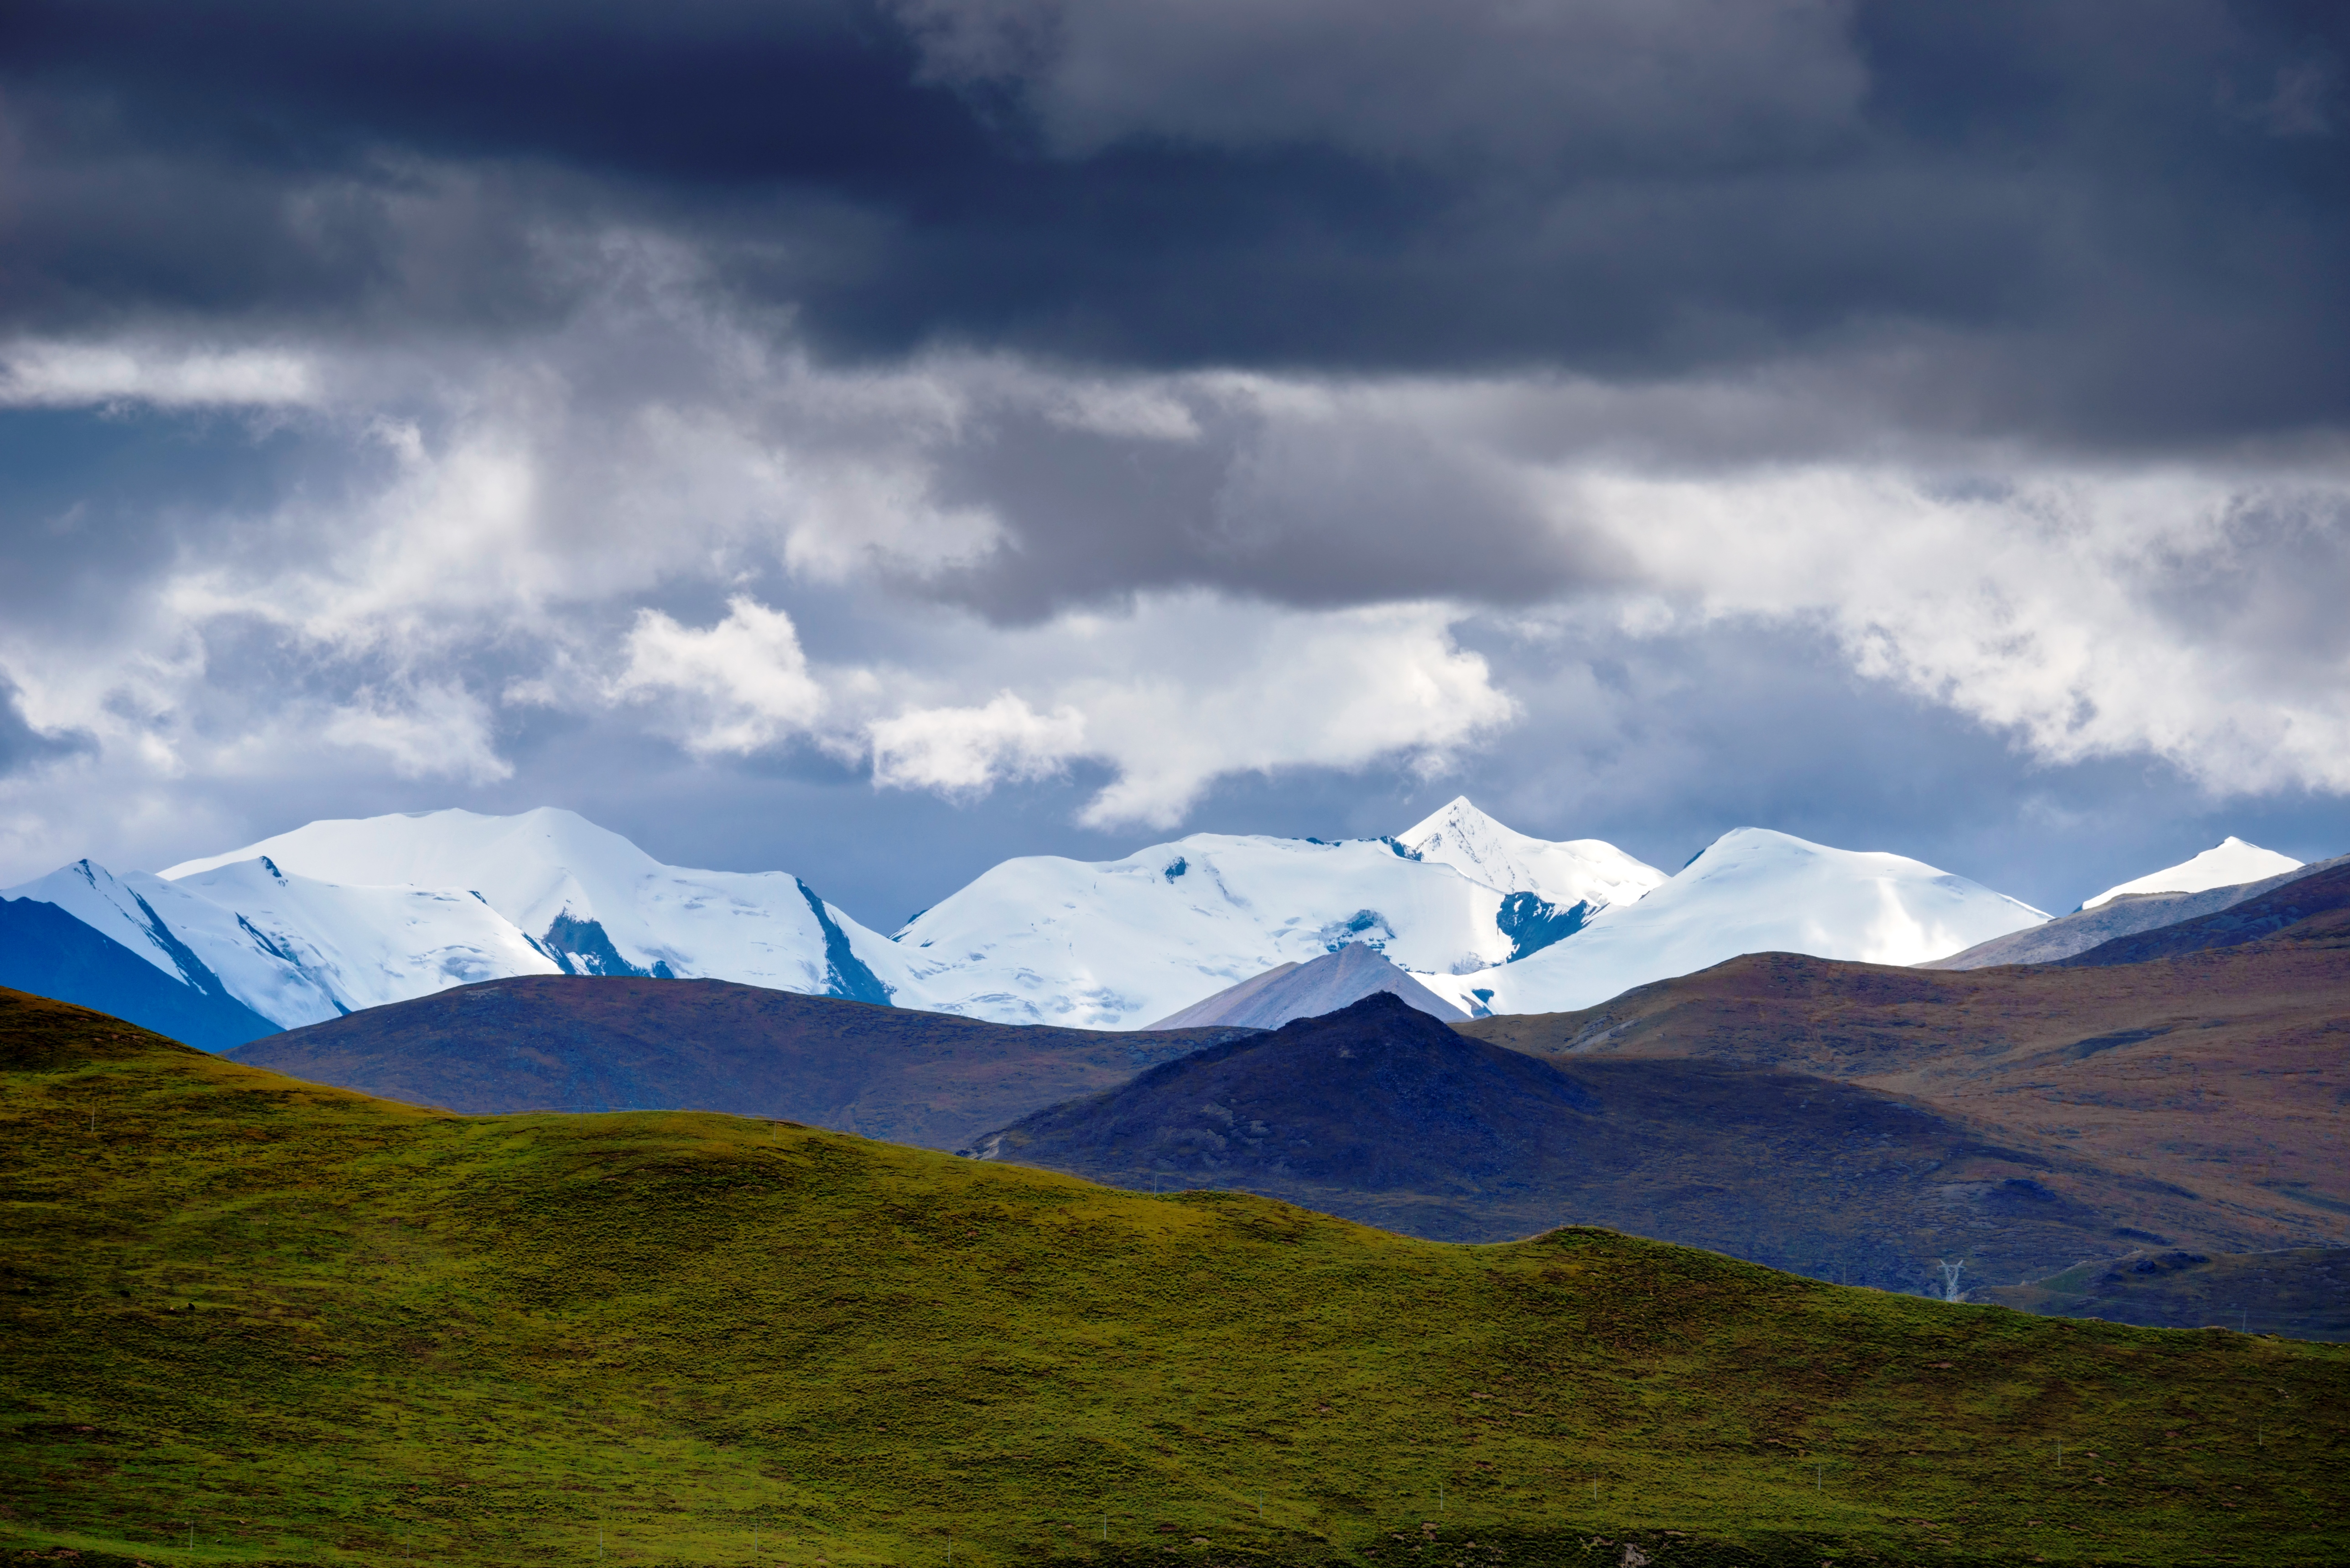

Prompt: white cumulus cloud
[870,692,1088,794]
[610,596,827,756]
[864,595,1518,828]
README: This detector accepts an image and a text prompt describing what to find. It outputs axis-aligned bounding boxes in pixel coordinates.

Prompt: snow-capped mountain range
[3,797,2293,1046]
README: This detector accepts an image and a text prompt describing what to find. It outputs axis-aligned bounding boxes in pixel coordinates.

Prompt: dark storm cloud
[906,395,1618,620]
[3,0,2347,450]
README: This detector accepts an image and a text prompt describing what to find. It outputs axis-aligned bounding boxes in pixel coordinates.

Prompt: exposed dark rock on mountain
[231,976,1254,1149]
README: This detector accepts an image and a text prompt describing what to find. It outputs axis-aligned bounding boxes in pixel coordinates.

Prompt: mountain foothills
[238,868,2350,1323]
[4,796,2163,1042]
[5,990,2346,1567]
[232,977,1254,1151]
[967,992,2192,1293]
[1462,864,2350,1273]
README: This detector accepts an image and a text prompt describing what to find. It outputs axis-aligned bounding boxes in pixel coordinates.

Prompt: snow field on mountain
[171,857,563,1015]
[1414,827,2049,1017]
[2081,836,2302,910]
[163,807,915,1004]
[29,800,2273,1041]
[4,857,554,1028]
[892,833,1524,1027]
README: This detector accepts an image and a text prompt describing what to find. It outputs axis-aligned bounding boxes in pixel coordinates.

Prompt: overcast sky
[2,0,2346,927]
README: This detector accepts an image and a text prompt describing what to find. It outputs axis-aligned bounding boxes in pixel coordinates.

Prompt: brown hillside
[231,976,1255,1149]
[1458,909,2350,1259]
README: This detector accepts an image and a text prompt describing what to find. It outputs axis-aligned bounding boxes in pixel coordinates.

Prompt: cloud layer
[0,0,2344,915]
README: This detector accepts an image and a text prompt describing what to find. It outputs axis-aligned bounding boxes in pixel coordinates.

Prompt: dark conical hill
[974,991,1596,1192]
[966,993,2236,1291]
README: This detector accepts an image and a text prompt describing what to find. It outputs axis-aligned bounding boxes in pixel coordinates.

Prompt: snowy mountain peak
[889,829,1518,1028]
[21,806,918,1033]
[2080,836,2303,911]
[1397,796,1665,912]
[1414,825,2048,1018]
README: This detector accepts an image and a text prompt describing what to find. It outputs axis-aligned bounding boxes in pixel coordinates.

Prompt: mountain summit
[2081,836,2302,910]
[1398,796,1665,913]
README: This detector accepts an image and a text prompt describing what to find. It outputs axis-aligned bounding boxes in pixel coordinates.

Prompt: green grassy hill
[5,988,2346,1568]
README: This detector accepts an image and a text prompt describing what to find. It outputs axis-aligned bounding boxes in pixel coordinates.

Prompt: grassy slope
[5,990,2347,1568]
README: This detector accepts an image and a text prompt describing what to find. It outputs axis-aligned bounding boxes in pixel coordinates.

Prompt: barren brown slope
[1458,908,2350,1260]
[231,976,1255,1149]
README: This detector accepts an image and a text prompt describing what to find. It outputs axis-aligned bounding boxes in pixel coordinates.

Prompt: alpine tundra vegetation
[5,988,2347,1566]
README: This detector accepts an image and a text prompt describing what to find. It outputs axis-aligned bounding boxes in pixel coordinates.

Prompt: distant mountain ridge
[1930,851,2345,969]
[230,975,1256,1150]
[2057,859,2350,967]
[1417,826,2047,1016]
[0,896,276,1050]
[7,798,2308,1043]
[882,799,1668,1027]
[2082,836,2302,910]
[2,809,910,1039]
